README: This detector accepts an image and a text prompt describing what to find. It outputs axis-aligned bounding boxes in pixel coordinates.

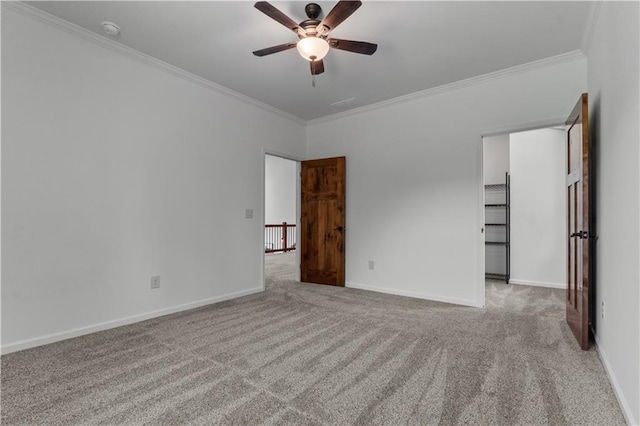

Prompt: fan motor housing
[300,19,321,37]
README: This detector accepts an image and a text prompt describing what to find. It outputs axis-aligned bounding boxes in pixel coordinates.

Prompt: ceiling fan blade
[328,38,377,55]
[253,42,298,57]
[317,1,362,35]
[310,59,325,75]
[254,2,302,34]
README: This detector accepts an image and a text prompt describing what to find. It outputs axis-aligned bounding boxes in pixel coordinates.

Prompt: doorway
[482,127,567,295]
[264,154,300,287]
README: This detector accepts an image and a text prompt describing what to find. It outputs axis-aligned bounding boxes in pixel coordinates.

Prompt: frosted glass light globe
[297,37,330,61]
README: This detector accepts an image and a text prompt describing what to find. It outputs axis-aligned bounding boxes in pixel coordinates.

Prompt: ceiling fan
[252,1,377,77]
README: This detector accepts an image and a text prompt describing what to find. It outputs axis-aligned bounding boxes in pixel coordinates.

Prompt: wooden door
[566,93,592,350]
[300,156,346,286]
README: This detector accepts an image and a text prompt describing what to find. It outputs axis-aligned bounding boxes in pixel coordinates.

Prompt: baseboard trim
[1,287,264,355]
[509,279,565,289]
[593,333,638,426]
[346,282,483,308]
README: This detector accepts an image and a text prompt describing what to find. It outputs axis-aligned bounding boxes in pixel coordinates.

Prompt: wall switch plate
[151,276,161,289]
[601,300,605,319]
[245,209,253,219]
[368,261,375,270]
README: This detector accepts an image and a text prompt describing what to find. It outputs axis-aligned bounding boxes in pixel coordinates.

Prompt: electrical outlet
[601,300,605,320]
[151,276,161,289]
[245,209,253,219]
[368,260,375,270]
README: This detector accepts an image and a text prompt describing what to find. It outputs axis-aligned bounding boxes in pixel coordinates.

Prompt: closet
[484,173,510,283]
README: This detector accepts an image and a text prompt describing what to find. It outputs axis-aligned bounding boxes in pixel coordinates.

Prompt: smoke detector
[101,21,120,36]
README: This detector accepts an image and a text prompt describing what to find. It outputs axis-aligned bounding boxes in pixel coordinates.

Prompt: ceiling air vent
[330,98,363,110]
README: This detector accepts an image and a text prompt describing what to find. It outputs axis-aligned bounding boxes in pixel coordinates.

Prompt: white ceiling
[25,1,594,121]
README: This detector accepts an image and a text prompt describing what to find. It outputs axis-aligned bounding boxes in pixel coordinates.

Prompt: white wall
[307,57,587,307]
[509,128,566,288]
[265,155,297,225]
[482,134,509,184]
[586,2,640,423]
[1,6,306,352]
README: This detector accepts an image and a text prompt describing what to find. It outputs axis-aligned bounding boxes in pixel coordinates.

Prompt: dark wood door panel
[566,93,591,350]
[301,157,346,286]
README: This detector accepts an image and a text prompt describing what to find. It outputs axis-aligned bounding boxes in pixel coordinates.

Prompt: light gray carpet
[1,252,625,425]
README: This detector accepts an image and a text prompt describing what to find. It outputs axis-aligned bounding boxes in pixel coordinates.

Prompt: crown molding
[307,50,586,126]
[3,1,590,128]
[2,1,306,126]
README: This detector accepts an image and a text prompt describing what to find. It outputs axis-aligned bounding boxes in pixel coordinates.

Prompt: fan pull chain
[310,56,317,88]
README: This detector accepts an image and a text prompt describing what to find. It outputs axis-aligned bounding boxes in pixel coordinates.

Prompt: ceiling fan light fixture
[297,37,329,61]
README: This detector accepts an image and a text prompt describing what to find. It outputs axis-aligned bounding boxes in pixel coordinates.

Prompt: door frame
[478,117,568,305]
[262,150,303,289]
